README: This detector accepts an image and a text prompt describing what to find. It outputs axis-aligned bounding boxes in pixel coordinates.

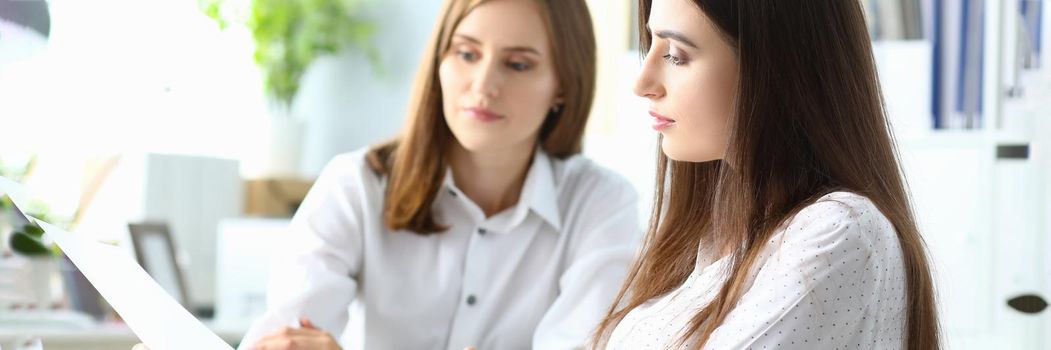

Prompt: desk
[0,321,248,350]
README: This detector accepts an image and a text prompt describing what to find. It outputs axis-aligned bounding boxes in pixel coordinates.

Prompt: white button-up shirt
[241,148,641,350]
[606,192,906,349]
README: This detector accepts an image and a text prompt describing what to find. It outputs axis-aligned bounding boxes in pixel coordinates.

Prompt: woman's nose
[470,58,502,99]
[634,53,665,100]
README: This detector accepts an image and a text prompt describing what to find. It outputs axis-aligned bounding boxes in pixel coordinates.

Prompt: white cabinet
[900,133,1048,349]
[75,153,242,312]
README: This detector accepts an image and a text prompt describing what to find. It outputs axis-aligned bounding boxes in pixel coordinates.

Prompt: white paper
[1,177,233,350]
[40,221,234,350]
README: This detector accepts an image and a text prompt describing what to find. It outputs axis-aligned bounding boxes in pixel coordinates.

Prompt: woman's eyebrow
[452,34,482,44]
[649,25,699,49]
[504,46,540,55]
[452,34,541,55]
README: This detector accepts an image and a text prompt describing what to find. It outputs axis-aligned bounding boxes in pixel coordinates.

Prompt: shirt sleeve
[532,171,642,350]
[700,199,893,350]
[238,154,367,349]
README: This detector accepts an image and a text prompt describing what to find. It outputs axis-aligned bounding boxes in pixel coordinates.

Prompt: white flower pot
[26,256,59,308]
[0,210,11,254]
[0,254,60,309]
[265,114,306,177]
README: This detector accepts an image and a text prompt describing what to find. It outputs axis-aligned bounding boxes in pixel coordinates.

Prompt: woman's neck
[448,141,536,217]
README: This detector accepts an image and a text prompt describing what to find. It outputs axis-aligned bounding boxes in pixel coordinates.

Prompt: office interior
[1,0,1049,349]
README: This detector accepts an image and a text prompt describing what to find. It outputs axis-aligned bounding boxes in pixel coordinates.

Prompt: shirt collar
[442,148,562,232]
[514,149,562,231]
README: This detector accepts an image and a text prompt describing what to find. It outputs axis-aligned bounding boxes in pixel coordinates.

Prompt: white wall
[294,1,444,177]
[0,0,269,160]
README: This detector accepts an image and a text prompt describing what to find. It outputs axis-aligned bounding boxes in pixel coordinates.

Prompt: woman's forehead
[453,0,551,54]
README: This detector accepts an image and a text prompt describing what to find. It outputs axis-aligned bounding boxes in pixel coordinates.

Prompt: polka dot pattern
[605,192,907,349]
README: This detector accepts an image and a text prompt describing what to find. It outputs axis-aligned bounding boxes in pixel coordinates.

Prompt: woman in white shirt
[591,0,940,349]
[235,0,640,349]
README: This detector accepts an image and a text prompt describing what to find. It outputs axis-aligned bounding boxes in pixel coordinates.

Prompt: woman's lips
[464,107,505,122]
[650,111,677,131]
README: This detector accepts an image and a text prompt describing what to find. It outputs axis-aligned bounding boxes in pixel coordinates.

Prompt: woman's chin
[661,140,722,163]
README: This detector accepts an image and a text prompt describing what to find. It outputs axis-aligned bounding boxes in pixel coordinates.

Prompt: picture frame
[127,222,192,312]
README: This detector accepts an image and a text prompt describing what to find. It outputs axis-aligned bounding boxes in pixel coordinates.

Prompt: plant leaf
[21,223,45,238]
[10,231,52,256]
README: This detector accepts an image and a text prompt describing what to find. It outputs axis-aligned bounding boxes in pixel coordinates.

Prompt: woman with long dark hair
[593,0,940,349]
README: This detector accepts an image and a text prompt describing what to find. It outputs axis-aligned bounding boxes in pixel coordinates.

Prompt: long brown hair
[593,0,940,349]
[366,0,596,234]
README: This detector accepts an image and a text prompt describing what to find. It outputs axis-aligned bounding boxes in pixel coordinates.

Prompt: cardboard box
[244,178,315,217]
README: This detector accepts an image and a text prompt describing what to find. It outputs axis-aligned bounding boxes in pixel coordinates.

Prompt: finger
[255,327,323,346]
[254,327,293,345]
[299,317,318,329]
[254,336,303,350]
[253,333,328,350]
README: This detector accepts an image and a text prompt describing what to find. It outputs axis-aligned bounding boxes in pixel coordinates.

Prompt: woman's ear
[552,91,566,109]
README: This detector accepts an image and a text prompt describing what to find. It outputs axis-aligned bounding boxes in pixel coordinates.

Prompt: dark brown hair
[366,0,596,234]
[593,1,940,349]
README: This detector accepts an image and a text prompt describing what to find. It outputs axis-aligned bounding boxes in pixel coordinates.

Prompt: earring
[551,105,562,114]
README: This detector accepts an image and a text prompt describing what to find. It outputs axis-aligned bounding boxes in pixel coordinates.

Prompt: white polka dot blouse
[605,192,907,349]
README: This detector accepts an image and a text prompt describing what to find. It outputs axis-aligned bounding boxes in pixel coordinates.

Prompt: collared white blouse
[605,192,907,349]
[240,147,641,350]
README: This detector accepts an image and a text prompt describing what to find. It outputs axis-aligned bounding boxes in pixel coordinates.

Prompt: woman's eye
[662,53,687,66]
[458,50,479,62]
[508,61,532,71]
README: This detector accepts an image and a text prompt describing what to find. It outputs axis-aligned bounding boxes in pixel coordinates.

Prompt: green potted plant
[1,157,109,316]
[0,156,68,310]
[198,0,379,175]
[2,202,66,310]
[0,155,37,252]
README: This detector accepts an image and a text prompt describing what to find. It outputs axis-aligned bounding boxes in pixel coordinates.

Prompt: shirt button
[477,228,487,236]
[466,295,477,306]
[448,189,458,197]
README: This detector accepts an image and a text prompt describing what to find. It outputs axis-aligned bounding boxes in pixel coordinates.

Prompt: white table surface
[0,320,249,350]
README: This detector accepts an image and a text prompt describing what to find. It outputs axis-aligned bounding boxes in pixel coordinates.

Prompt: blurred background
[0,0,1048,349]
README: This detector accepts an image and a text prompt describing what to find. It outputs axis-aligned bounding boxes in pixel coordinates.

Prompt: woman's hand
[251,318,342,350]
[130,318,339,350]
[131,331,461,350]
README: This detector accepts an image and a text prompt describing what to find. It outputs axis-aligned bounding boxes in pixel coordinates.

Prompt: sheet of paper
[1,177,234,350]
